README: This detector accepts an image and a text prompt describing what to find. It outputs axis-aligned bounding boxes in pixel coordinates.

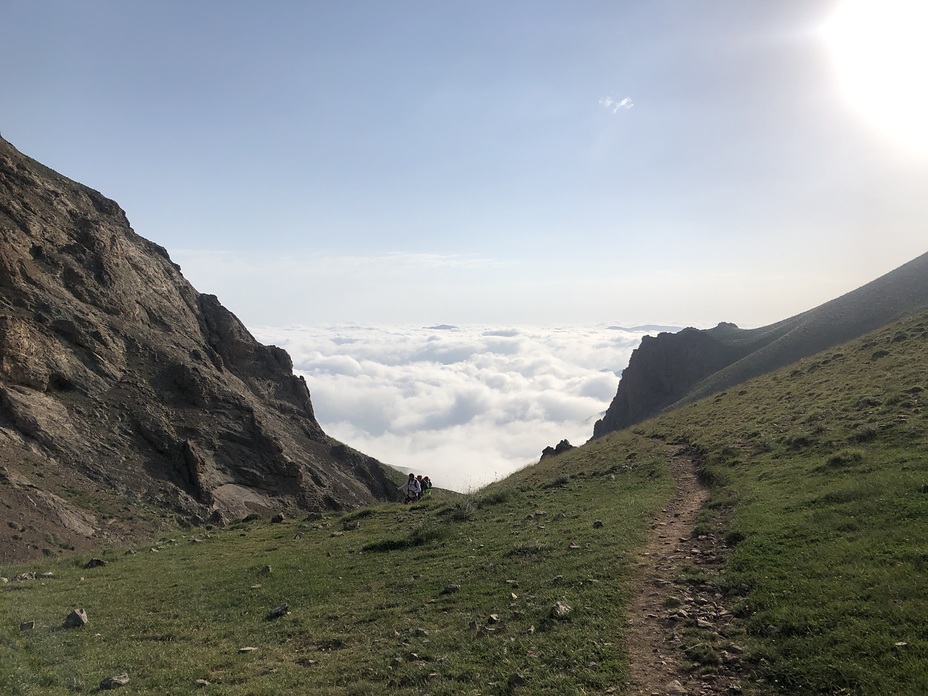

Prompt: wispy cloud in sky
[599,95,634,114]
[250,324,671,492]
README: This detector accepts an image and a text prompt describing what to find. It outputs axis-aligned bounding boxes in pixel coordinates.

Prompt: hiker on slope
[399,473,421,504]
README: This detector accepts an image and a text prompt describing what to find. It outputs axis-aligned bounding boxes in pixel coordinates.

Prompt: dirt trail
[624,452,744,696]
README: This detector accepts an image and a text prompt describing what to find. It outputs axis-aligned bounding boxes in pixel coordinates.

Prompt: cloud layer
[250,324,672,492]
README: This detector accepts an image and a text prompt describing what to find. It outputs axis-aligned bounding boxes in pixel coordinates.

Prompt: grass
[638,310,928,694]
[0,446,672,695]
[3,310,928,693]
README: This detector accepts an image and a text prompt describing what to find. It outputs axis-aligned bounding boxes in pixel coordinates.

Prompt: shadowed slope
[593,250,928,438]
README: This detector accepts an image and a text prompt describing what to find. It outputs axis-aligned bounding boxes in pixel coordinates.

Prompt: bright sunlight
[825,0,928,154]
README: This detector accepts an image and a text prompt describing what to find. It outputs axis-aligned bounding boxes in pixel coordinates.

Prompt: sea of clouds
[250,324,677,492]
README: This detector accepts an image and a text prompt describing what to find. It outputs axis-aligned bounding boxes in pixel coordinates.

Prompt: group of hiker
[398,473,433,503]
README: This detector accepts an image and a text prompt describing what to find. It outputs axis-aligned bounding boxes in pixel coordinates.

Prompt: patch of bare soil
[624,450,750,696]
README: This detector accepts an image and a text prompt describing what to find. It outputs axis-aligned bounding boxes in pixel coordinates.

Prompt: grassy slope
[2,311,927,694]
[0,444,673,695]
[642,309,928,693]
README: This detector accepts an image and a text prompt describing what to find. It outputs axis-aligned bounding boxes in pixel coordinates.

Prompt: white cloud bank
[250,324,674,492]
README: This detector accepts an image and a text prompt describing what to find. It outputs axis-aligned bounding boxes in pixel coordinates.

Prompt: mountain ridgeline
[0,135,395,561]
[593,250,928,438]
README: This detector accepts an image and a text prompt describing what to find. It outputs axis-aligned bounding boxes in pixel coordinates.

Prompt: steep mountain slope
[0,136,394,561]
[592,250,928,438]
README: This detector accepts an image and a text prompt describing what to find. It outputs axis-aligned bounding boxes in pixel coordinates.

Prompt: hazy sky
[3,1,927,328]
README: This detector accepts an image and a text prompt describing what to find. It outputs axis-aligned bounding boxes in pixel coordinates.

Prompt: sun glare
[824,0,928,154]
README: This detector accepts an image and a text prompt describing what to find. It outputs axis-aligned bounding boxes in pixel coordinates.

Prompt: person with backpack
[399,473,421,503]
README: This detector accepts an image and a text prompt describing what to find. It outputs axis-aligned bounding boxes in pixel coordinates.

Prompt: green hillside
[2,310,927,694]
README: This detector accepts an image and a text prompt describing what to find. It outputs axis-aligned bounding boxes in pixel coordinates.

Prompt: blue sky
[3,0,927,328]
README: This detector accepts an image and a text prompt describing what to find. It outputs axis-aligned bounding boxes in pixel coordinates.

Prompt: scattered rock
[239,646,258,653]
[19,620,35,631]
[194,679,211,687]
[487,614,500,624]
[550,601,572,620]
[1,577,8,583]
[271,513,285,524]
[666,679,688,694]
[85,558,107,568]
[100,673,129,690]
[13,572,36,582]
[342,520,360,531]
[259,565,272,575]
[63,609,88,629]
[415,628,429,637]
[540,439,574,459]
[266,603,289,620]
[40,572,54,578]
[593,519,604,529]
[439,583,460,595]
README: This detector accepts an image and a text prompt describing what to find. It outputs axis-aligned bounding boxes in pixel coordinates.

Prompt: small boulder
[63,608,88,629]
[100,673,129,690]
[271,513,285,524]
[266,603,289,620]
[19,621,35,631]
[550,601,572,620]
[439,583,461,595]
[85,558,107,568]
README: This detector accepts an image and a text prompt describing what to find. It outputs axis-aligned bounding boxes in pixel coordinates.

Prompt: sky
[3,0,927,329]
[3,2,928,489]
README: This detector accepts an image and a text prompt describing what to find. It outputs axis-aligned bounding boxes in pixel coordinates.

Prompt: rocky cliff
[0,135,395,561]
[593,250,928,438]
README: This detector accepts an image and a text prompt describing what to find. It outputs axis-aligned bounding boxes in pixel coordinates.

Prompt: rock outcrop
[540,439,574,459]
[0,135,395,561]
[592,250,928,438]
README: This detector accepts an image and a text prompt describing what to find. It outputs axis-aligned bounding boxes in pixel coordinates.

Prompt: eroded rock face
[591,326,746,439]
[0,135,394,561]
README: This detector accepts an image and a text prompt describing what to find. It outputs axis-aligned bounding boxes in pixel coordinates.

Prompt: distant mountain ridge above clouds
[593,250,928,439]
[0,135,395,562]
